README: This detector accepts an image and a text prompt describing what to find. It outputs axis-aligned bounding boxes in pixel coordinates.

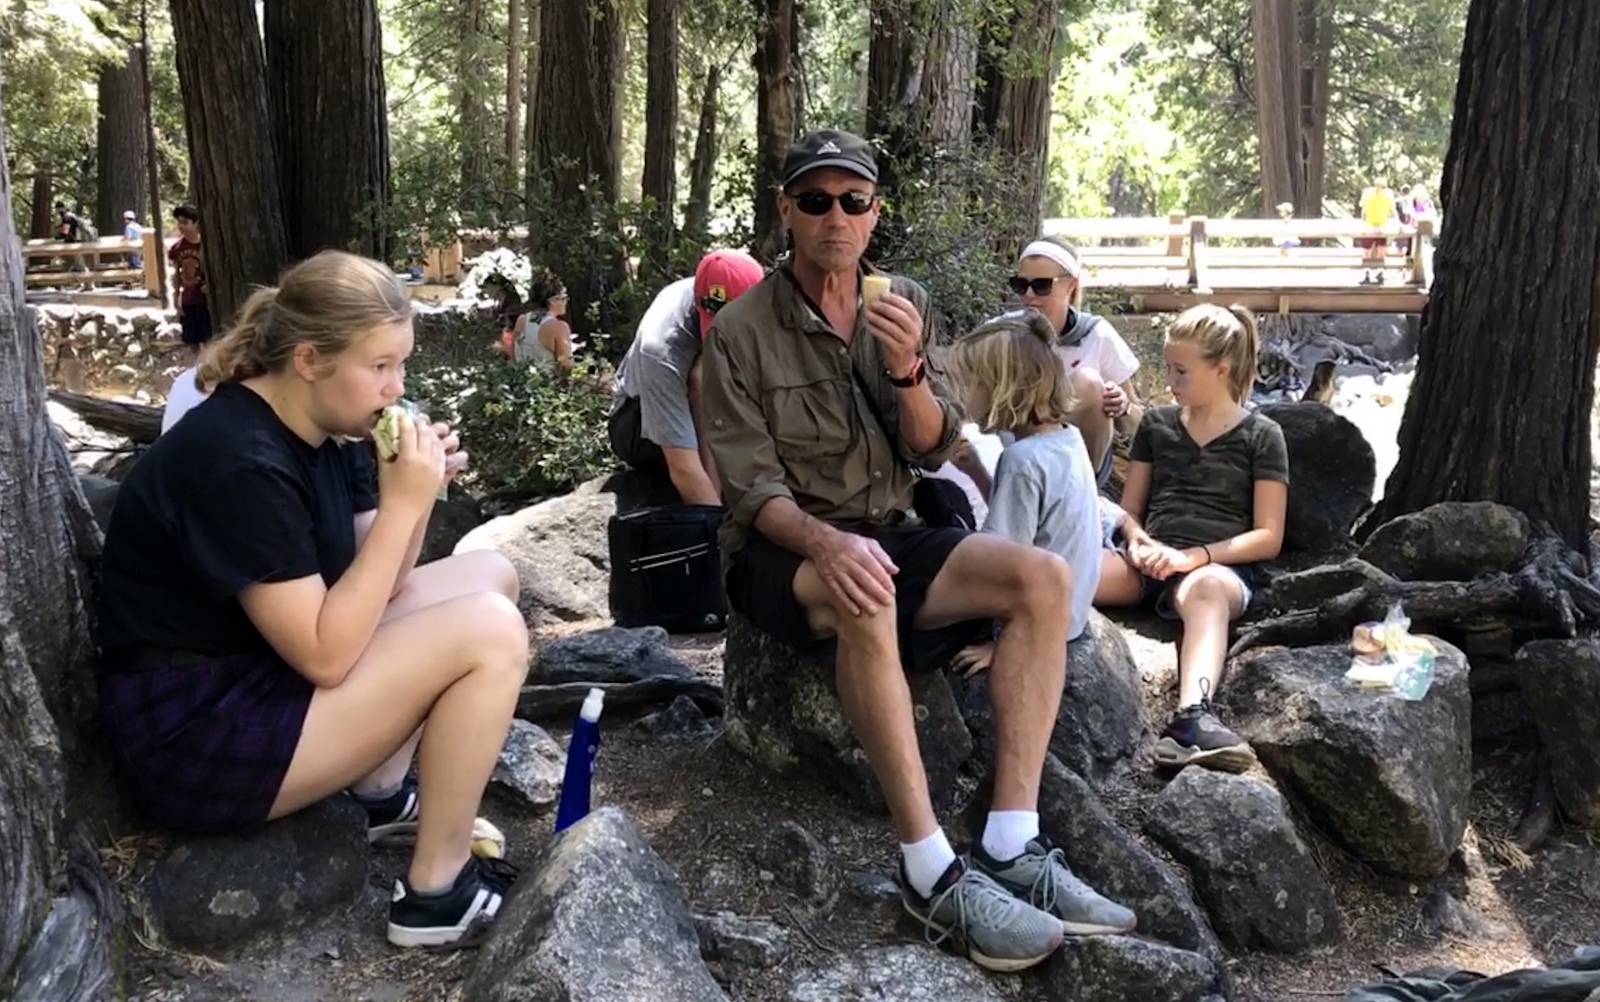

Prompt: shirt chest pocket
[765,377,854,460]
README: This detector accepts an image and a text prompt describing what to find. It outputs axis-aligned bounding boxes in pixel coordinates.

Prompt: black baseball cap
[780,129,879,189]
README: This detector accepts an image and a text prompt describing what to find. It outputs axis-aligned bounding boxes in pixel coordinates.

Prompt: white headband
[1020,240,1080,278]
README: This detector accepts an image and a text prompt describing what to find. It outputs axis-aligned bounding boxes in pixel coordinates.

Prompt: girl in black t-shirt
[96,250,527,949]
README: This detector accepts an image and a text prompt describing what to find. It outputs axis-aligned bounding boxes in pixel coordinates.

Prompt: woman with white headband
[1010,236,1143,488]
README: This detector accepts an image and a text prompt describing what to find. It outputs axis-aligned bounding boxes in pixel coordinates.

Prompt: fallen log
[48,389,162,444]
[516,675,723,722]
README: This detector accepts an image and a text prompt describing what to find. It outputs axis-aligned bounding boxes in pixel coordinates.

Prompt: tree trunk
[923,12,977,153]
[168,0,291,326]
[1252,0,1299,215]
[264,0,389,261]
[531,0,621,330]
[753,0,796,263]
[0,80,121,1002]
[600,0,624,197]
[506,0,523,188]
[682,64,719,244]
[458,0,492,200]
[95,51,146,237]
[790,0,808,133]
[523,0,541,203]
[640,0,678,277]
[974,0,1059,247]
[865,0,915,142]
[1298,0,1331,215]
[30,171,53,239]
[1372,0,1600,546]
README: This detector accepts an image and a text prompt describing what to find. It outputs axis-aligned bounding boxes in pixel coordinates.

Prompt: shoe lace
[1028,845,1073,915]
[922,868,1019,949]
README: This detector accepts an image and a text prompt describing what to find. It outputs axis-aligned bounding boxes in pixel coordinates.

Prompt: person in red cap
[608,249,765,504]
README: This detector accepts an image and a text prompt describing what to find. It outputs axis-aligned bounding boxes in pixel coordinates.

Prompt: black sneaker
[387,856,518,948]
[1153,702,1255,773]
[353,778,507,857]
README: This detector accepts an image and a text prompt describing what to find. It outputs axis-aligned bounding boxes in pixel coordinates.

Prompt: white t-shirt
[161,366,209,434]
[927,423,1003,526]
[1054,316,1139,388]
[981,426,1102,641]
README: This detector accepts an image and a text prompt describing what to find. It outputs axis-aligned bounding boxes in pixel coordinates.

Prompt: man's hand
[806,525,899,617]
[952,641,995,678]
[1101,380,1128,418]
[866,291,924,379]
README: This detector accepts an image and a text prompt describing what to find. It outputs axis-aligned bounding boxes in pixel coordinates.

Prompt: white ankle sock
[900,830,958,898]
[981,810,1040,862]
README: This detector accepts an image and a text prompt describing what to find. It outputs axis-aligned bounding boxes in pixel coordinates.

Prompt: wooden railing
[19,229,165,298]
[1038,211,1436,315]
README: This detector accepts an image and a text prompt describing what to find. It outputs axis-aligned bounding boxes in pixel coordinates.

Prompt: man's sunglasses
[788,190,878,216]
[1007,275,1061,296]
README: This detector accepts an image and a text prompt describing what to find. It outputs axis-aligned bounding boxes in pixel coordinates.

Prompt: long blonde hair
[1164,303,1259,404]
[946,308,1077,433]
[197,250,413,391]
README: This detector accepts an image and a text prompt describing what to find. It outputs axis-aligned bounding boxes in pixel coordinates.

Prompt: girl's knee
[456,550,521,601]
[1176,569,1242,614]
[456,592,530,666]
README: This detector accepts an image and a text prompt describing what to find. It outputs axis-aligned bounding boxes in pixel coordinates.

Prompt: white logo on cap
[818,140,841,154]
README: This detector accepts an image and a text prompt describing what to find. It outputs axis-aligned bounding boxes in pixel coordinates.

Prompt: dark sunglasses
[1008,275,1061,296]
[788,190,877,216]
[699,295,728,316]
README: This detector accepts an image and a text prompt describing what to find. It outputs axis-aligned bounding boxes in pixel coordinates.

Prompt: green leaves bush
[407,311,618,512]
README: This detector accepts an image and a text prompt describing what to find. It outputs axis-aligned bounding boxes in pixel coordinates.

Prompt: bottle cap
[580,687,605,723]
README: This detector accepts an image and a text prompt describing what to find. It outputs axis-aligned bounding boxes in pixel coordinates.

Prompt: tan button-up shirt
[700,262,963,562]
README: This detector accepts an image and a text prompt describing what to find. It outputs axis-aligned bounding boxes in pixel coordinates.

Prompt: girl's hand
[952,642,995,678]
[1101,380,1128,417]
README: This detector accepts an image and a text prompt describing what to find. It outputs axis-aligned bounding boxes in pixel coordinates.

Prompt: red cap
[693,250,764,337]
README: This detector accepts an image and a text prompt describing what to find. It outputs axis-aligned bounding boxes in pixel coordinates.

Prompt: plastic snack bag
[1344,602,1436,701]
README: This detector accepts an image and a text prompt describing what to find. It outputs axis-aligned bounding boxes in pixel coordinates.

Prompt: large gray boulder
[722,613,972,811]
[1145,770,1343,953]
[785,945,1008,1002]
[1257,402,1376,556]
[1229,640,1472,878]
[455,479,616,626]
[953,610,1147,786]
[534,625,694,684]
[1515,639,1600,827]
[464,807,725,1002]
[1358,501,1530,581]
[1042,936,1219,1002]
[146,797,369,951]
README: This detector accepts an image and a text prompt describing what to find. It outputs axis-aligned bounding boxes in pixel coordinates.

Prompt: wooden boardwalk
[1044,212,1434,315]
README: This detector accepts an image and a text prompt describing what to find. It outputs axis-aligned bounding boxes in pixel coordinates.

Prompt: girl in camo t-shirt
[1095,304,1290,775]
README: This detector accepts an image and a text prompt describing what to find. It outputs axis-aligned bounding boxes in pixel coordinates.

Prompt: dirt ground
[119,612,1600,1002]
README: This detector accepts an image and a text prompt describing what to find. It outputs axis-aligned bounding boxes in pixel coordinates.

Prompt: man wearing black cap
[701,129,1135,972]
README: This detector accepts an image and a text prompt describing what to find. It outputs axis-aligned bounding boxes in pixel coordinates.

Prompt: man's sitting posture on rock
[701,129,1135,972]
[609,249,765,504]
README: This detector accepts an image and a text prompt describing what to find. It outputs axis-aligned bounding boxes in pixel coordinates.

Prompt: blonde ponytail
[196,287,276,392]
[1165,302,1261,405]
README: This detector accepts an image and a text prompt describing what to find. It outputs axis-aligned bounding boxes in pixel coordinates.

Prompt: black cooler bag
[607,504,728,633]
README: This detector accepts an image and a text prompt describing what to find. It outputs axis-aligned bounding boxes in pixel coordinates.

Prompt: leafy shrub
[407,311,618,511]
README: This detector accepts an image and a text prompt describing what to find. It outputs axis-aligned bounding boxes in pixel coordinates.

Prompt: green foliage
[405,312,617,508]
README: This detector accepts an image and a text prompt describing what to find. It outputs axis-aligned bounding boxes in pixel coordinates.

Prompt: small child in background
[943,308,1104,675]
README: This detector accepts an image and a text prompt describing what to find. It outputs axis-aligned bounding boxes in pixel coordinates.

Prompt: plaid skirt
[99,648,313,834]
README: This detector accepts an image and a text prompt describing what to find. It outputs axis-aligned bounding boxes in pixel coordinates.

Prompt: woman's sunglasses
[788,190,878,217]
[1008,275,1061,296]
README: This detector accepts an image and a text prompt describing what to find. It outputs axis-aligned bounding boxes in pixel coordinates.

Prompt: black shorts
[179,302,214,346]
[608,395,667,476]
[728,523,992,674]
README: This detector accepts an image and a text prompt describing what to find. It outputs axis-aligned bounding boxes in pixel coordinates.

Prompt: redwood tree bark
[264,0,390,261]
[506,0,523,185]
[1252,0,1298,215]
[168,0,290,325]
[0,72,120,1002]
[975,0,1059,246]
[753,0,796,263]
[682,64,719,244]
[640,0,678,277]
[1373,0,1600,545]
[94,51,147,236]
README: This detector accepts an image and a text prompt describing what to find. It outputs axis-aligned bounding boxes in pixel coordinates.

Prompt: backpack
[607,505,728,633]
[78,215,99,241]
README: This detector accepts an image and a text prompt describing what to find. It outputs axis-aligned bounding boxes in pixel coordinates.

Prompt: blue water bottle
[554,688,605,833]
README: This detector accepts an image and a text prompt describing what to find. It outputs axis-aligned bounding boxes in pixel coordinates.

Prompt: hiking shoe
[901,857,1063,972]
[1153,702,1255,773]
[356,778,507,858]
[972,836,1137,936]
[387,856,518,948]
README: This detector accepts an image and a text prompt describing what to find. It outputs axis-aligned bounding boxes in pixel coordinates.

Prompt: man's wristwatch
[888,355,926,388]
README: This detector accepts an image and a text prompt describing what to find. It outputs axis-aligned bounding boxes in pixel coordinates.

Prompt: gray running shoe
[973,836,1138,936]
[900,858,1064,972]
[1153,701,1255,773]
